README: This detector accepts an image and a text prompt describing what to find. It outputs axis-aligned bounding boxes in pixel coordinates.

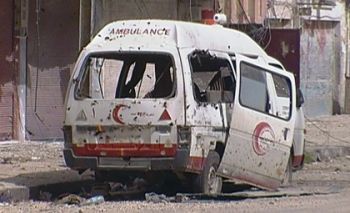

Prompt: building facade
[0,0,349,141]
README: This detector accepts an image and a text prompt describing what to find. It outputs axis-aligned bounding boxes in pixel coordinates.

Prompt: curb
[306,146,350,162]
[0,182,29,202]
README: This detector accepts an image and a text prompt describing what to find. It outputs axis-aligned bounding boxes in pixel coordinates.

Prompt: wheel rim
[208,166,219,194]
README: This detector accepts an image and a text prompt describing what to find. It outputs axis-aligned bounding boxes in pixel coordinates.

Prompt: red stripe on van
[72,143,177,157]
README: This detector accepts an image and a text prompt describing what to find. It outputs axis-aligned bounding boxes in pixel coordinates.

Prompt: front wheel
[193,151,222,194]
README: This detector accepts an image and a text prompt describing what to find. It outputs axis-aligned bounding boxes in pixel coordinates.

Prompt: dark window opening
[75,53,175,100]
[189,50,236,103]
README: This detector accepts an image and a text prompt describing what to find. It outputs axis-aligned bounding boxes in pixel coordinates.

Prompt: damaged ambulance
[63,19,305,194]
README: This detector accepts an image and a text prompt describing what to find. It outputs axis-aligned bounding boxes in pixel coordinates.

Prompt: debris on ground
[174,194,190,203]
[80,195,105,206]
[38,191,52,201]
[145,192,171,203]
[55,194,85,205]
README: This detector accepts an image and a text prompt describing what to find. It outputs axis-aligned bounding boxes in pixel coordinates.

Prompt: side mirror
[296,88,304,108]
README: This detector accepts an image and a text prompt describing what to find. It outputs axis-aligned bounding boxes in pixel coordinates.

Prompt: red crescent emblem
[112,104,128,124]
[252,122,275,156]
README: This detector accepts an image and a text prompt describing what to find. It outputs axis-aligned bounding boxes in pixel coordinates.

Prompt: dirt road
[0,115,349,212]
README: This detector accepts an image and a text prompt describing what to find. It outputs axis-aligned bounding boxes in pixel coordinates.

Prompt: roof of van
[87,19,269,58]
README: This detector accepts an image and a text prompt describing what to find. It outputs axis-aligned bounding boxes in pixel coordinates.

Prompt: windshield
[75,52,175,100]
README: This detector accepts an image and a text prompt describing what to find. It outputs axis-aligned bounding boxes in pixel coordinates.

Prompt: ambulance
[63,19,305,194]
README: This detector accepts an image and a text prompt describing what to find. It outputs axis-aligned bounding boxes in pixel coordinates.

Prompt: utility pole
[18,0,29,142]
[79,0,91,51]
[292,0,300,28]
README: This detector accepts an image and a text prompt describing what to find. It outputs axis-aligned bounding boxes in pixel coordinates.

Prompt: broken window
[75,53,175,100]
[189,50,236,103]
[272,74,292,119]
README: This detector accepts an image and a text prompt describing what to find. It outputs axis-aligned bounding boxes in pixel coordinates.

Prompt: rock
[145,192,169,203]
[55,194,85,205]
[31,157,41,161]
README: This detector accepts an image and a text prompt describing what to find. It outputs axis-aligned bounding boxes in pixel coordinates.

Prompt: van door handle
[283,128,289,140]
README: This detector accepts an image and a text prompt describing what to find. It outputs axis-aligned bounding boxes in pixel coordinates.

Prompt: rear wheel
[193,151,222,194]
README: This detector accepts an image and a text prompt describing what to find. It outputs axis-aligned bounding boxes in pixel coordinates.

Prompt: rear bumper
[63,148,190,172]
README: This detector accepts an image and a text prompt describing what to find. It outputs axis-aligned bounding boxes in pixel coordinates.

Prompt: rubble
[145,192,171,203]
[55,194,84,205]
[80,195,105,206]
[0,115,349,211]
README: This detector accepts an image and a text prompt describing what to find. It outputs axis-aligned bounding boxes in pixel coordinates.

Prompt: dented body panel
[63,20,305,191]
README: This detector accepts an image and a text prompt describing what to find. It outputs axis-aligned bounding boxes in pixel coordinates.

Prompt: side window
[240,62,268,112]
[239,62,292,120]
[189,51,236,103]
[272,74,292,119]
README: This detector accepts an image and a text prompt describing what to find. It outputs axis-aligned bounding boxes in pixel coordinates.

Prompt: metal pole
[346,7,350,78]
[90,0,95,40]
[17,0,29,142]
[18,36,26,142]
[79,0,83,50]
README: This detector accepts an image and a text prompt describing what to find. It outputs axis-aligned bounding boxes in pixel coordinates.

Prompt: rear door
[217,54,296,189]
[65,49,185,158]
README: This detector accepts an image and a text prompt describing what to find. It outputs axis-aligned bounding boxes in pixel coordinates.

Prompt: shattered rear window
[75,52,176,100]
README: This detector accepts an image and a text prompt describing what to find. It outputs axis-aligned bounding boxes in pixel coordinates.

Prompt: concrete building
[266,0,349,118]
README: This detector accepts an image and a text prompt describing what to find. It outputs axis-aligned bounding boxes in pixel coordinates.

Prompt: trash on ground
[80,195,105,206]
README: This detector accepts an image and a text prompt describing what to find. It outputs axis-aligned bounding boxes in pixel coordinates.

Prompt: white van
[63,20,305,194]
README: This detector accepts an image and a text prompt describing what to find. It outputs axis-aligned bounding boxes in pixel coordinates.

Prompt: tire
[281,155,293,187]
[193,151,223,194]
[95,170,107,183]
